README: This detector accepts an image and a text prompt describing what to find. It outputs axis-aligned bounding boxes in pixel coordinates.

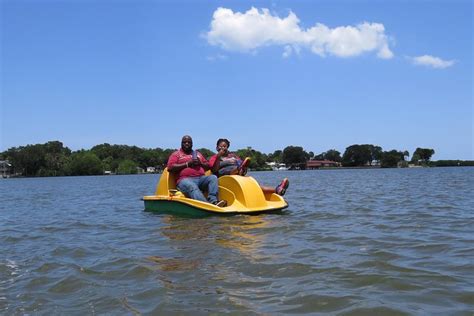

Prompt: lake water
[1,168,473,315]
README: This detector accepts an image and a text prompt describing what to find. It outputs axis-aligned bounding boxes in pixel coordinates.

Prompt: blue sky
[1,0,472,160]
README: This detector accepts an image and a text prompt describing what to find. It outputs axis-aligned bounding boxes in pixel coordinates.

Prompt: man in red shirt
[167,135,226,207]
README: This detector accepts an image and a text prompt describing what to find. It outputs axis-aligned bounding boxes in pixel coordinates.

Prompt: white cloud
[205,7,393,59]
[282,45,293,58]
[410,55,455,69]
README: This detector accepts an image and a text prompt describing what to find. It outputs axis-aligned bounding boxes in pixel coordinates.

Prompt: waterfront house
[306,160,340,169]
[146,167,156,173]
[0,160,12,178]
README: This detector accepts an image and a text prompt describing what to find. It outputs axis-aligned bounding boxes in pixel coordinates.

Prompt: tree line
[1,140,470,177]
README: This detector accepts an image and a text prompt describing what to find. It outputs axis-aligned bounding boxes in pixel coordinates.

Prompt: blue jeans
[177,175,219,203]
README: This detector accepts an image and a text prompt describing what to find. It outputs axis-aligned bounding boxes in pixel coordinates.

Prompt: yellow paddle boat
[143,169,288,216]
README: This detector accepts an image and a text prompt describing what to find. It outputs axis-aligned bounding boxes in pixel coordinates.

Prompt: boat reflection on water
[145,213,284,272]
[143,213,287,304]
[159,213,278,251]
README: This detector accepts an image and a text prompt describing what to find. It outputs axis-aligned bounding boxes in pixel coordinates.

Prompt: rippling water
[1,168,473,315]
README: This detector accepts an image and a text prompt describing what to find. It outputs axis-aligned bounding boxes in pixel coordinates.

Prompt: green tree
[9,145,45,176]
[371,145,383,162]
[403,150,410,161]
[92,143,152,171]
[411,148,435,164]
[380,150,404,168]
[432,160,474,167]
[137,150,160,169]
[117,159,138,174]
[342,144,382,167]
[325,149,342,162]
[342,145,371,166]
[2,141,71,176]
[268,150,283,163]
[43,141,71,176]
[91,143,144,162]
[251,150,268,170]
[102,156,114,172]
[235,147,269,170]
[66,151,103,176]
[197,148,215,160]
[316,149,342,162]
[314,153,324,160]
[159,149,175,166]
[91,143,115,160]
[282,146,308,165]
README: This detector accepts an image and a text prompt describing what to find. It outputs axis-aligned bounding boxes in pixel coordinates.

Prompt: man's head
[181,135,193,153]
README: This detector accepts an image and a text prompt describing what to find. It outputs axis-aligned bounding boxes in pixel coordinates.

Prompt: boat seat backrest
[155,168,176,195]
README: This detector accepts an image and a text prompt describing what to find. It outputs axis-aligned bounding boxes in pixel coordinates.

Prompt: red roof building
[306,160,340,169]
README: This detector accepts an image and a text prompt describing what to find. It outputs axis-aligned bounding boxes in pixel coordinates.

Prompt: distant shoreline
[2,165,473,179]
[2,141,473,178]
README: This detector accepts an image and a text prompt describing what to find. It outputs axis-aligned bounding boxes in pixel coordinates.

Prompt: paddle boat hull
[143,169,288,216]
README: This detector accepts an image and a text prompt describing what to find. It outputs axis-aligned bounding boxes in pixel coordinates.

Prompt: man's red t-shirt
[167,149,207,184]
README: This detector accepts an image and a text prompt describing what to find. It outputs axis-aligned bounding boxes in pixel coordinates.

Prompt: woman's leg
[260,186,276,194]
[260,178,289,196]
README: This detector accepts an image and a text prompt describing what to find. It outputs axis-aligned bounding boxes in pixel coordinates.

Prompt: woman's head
[216,138,230,152]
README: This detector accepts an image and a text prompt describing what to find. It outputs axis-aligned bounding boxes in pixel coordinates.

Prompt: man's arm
[197,152,211,171]
[167,152,189,173]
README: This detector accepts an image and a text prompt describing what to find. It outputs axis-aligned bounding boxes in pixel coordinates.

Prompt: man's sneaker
[213,200,227,207]
[238,157,251,176]
[275,178,289,196]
